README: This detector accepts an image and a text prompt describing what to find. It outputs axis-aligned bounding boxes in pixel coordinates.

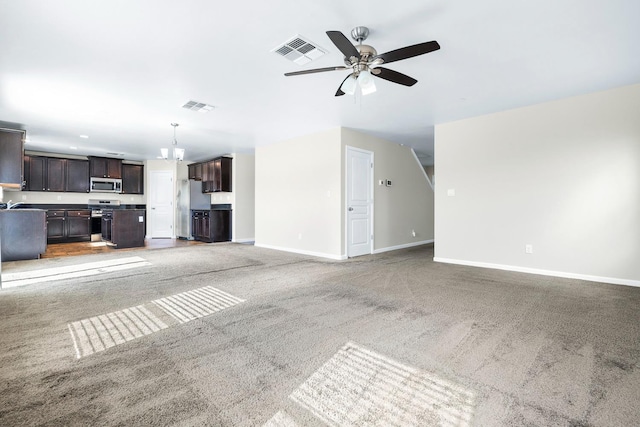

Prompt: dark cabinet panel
[66,159,90,193]
[46,158,65,192]
[0,128,25,188]
[66,210,91,238]
[191,209,231,242]
[107,158,122,179]
[46,211,66,241]
[90,157,122,178]
[188,163,202,181]
[197,157,232,193]
[46,209,90,242]
[110,210,145,248]
[24,155,47,191]
[122,164,144,194]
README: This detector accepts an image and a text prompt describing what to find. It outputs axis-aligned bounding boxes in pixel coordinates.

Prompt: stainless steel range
[88,199,120,241]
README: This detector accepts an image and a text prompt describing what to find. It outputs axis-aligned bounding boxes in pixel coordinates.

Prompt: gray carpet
[0,243,638,426]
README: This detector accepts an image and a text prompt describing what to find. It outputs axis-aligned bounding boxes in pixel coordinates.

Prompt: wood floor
[42,238,204,259]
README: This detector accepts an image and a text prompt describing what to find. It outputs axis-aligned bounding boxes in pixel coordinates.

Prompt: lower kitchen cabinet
[102,209,145,248]
[46,209,90,243]
[191,208,231,242]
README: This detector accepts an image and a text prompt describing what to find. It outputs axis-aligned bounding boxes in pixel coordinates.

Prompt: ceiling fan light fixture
[160,148,169,159]
[357,69,376,95]
[341,75,357,95]
[174,147,185,161]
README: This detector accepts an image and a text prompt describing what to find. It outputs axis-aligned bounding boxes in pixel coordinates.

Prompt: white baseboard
[255,243,347,260]
[233,238,255,243]
[433,257,640,288]
[373,239,434,255]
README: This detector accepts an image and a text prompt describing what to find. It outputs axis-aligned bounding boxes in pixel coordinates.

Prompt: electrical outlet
[411,230,416,237]
[21,195,27,200]
[525,244,533,254]
[386,180,392,187]
[447,188,456,197]
[378,180,384,186]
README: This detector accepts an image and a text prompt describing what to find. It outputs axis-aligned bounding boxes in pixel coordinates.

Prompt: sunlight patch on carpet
[68,305,168,358]
[2,256,151,288]
[271,341,476,426]
[151,285,245,323]
[68,285,246,358]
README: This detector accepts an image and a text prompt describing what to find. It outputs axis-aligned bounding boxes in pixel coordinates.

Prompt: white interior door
[148,170,174,238]
[347,146,373,257]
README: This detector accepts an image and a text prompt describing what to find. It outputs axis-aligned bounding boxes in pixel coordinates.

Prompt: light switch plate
[447,189,456,196]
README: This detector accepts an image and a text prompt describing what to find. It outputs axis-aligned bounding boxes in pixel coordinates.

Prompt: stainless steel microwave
[90,177,122,193]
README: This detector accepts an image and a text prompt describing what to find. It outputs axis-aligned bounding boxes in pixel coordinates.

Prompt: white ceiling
[1,0,638,165]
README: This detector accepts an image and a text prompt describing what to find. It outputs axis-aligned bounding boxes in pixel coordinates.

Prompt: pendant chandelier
[160,123,185,161]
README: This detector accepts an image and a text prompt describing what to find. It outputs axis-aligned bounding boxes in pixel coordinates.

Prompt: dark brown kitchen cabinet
[0,128,25,188]
[46,209,90,243]
[102,210,145,248]
[65,159,90,193]
[24,155,47,191]
[201,157,232,193]
[46,158,65,192]
[46,210,66,241]
[188,163,202,181]
[191,208,231,242]
[23,156,89,193]
[89,156,122,179]
[122,163,144,194]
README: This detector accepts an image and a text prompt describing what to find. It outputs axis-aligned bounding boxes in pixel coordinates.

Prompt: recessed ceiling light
[24,137,31,143]
[79,134,89,139]
[69,146,78,150]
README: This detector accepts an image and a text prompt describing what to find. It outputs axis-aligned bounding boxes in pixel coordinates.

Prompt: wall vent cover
[182,100,215,113]
[272,35,326,65]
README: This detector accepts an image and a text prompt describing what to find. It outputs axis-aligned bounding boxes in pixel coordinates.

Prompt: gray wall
[435,83,640,286]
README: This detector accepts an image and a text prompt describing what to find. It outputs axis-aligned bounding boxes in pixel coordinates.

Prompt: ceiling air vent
[182,100,215,113]
[272,35,326,65]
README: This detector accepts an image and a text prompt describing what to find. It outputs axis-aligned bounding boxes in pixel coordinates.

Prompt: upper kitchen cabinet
[202,156,232,193]
[23,156,90,193]
[0,128,26,188]
[65,159,90,193]
[46,157,66,192]
[23,155,46,191]
[188,163,202,181]
[122,163,144,194]
[89,156,122,179]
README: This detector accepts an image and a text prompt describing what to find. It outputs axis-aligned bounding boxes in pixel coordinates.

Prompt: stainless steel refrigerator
[176,180,211,239]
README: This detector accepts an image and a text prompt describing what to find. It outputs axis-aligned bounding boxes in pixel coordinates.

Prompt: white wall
[341,128,434,254]
[435,83,640,286]
[255,128,343,258]
[231,153,255,242]
[255,127,435,259]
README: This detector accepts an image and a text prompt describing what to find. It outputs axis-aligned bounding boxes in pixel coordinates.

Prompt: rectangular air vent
[182,100,215,113]
[272,34,326,65]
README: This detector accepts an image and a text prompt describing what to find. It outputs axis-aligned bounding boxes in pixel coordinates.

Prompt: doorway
[346,146,373,257]
[148,170,174,238]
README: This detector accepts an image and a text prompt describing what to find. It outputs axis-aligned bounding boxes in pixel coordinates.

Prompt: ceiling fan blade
[335,75,350,96]
[371,67,418,86]
[326,31,361,61]
[284,66,349,76]
[373,41,440,65]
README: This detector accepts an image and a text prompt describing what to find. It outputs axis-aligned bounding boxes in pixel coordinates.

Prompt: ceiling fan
[284,26,440,96]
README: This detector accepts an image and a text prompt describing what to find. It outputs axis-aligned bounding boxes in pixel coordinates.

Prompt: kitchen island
[0,209,47,261]
[102,209,146,248]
